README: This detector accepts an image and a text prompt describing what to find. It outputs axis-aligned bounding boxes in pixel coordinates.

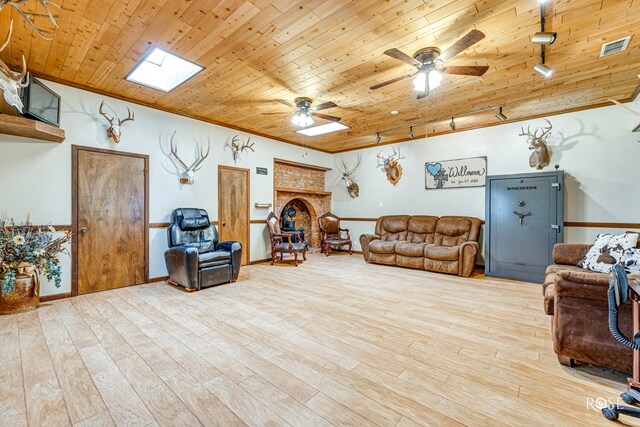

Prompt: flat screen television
[20,76,61,128]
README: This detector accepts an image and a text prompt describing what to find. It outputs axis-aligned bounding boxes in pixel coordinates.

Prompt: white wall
[0,81,331,296]
[326,101,640,254]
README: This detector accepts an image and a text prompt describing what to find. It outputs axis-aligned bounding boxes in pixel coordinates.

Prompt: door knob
[222,222,226,226]
[79,227,88,234]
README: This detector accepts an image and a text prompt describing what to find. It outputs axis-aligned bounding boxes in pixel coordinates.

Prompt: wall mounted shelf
[274,187,332,196]
[0,114,65,143]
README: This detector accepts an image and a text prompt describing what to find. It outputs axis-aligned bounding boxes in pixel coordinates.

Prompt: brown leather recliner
[360,215,482,277]
[543,243,639,373]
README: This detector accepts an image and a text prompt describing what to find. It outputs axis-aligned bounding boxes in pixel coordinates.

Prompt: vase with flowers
[0,220,71,315]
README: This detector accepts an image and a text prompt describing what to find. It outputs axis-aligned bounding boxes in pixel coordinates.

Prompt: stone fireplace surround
[273,159,331,248]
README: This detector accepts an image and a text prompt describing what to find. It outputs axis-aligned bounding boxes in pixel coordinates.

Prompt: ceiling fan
[370,29,489,99]
[263,97,341,127]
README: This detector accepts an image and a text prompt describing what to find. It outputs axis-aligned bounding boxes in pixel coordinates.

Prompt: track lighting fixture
[532,0,555,78]
[449,117,456,131]
[533,63,553,78]
[408,126,415,139]
[495,106,507,122]
[532,32,557,45]
[375,132,381,144]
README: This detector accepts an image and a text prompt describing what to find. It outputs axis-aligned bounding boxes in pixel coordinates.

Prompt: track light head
[449,117,456,131]
[533,63,553,78]
[532,32,557,45]
[408,126,415,139]
[375,132,381,144]
[495,107,507,122]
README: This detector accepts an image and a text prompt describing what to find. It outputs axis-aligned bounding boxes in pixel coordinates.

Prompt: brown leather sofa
[543,243,639,373]
[360,215,482,277]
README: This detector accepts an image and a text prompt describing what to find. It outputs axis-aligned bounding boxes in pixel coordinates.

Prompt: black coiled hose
[608,285,640,351]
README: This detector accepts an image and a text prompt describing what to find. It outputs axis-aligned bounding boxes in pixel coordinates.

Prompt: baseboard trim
[249,258,271,265]
[148,275,169,283]
[40,292,71,302]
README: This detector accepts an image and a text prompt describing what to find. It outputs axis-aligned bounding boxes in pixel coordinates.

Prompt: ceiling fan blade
[370,73,415,90]
[275,99,295,108]
[312,112,341,122]
[262,112,289,115]
[383,48,421,67]
[311,101,337,112]
[438,29,485,62]
[444,65,489,76]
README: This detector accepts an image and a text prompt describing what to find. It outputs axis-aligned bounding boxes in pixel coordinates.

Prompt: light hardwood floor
[1,254,636,426]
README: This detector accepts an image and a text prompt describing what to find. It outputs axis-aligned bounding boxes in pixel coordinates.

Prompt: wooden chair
[266,212,307,266]
[318,212,352,256]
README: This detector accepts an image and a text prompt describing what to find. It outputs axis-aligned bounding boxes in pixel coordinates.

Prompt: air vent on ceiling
[600,36,631,57]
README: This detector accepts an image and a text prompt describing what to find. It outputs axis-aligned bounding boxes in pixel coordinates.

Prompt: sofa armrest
[552,243,591,266]
[164,246,199,290]
[554,270,611,301]
[359,234,380,261]
[458,241,479,277]
[217,241,242,281]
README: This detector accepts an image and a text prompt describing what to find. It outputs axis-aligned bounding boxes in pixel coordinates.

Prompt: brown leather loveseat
[543,243,639,373]
[360,215,482,277]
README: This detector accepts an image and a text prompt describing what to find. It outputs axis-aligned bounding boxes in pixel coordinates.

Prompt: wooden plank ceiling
[1,0,638,153]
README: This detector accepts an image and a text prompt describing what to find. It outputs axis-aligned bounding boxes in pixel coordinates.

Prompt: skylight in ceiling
[126,47,203,92]
[296,122,350,136]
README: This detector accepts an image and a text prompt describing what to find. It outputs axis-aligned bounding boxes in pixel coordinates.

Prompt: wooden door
[218,166,250,265]
[72,146,148,295]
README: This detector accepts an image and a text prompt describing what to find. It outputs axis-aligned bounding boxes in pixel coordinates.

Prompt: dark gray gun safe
[485,171,564,283]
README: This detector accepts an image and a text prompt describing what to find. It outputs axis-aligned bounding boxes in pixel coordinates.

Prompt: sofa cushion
[434,217,475,247]
[369,240,398,254]
[377,216,409,241]
[395,242,428,257]
[425,245,459,261]
[406,216,437,243]
[578,233,639,273]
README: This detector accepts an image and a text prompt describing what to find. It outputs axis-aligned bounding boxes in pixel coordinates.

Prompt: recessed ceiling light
[126,47,203,92]
[296,122,349,136]
[390,110,399,115]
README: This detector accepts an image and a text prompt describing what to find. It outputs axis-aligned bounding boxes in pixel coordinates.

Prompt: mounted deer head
[609,98,640,143]
[0,0,60,40]
[519,119,552,170]
[338,154,361,198]
[0,21,29,112]
[99,101,135,143]
[169,131,211,184]
[377,147,403,185]
[227,134,255,161]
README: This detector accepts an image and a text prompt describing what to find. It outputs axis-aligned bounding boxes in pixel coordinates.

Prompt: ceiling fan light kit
[291,111,313,127]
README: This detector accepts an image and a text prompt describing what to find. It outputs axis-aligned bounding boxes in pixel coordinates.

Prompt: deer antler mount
[99,101,135,143]
[0,0,61,40]
[226,135,255,161]
[169,132,211,184]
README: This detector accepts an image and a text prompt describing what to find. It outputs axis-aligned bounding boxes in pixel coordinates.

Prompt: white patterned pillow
[621,248,640,274]
[578,233,639,273]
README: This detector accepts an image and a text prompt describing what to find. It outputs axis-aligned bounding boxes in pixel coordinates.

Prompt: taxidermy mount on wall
[226,134,255,161]
[609,98,640,143]
[337,154,361,198]
[377,147,403,185]
[99,101,135,143]
[0,21,28,113]
[519,119,552,170]
[169,131,211,184]
[0,0,60,40]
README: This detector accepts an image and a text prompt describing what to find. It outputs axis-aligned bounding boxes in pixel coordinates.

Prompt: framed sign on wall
[425,156,487,189]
